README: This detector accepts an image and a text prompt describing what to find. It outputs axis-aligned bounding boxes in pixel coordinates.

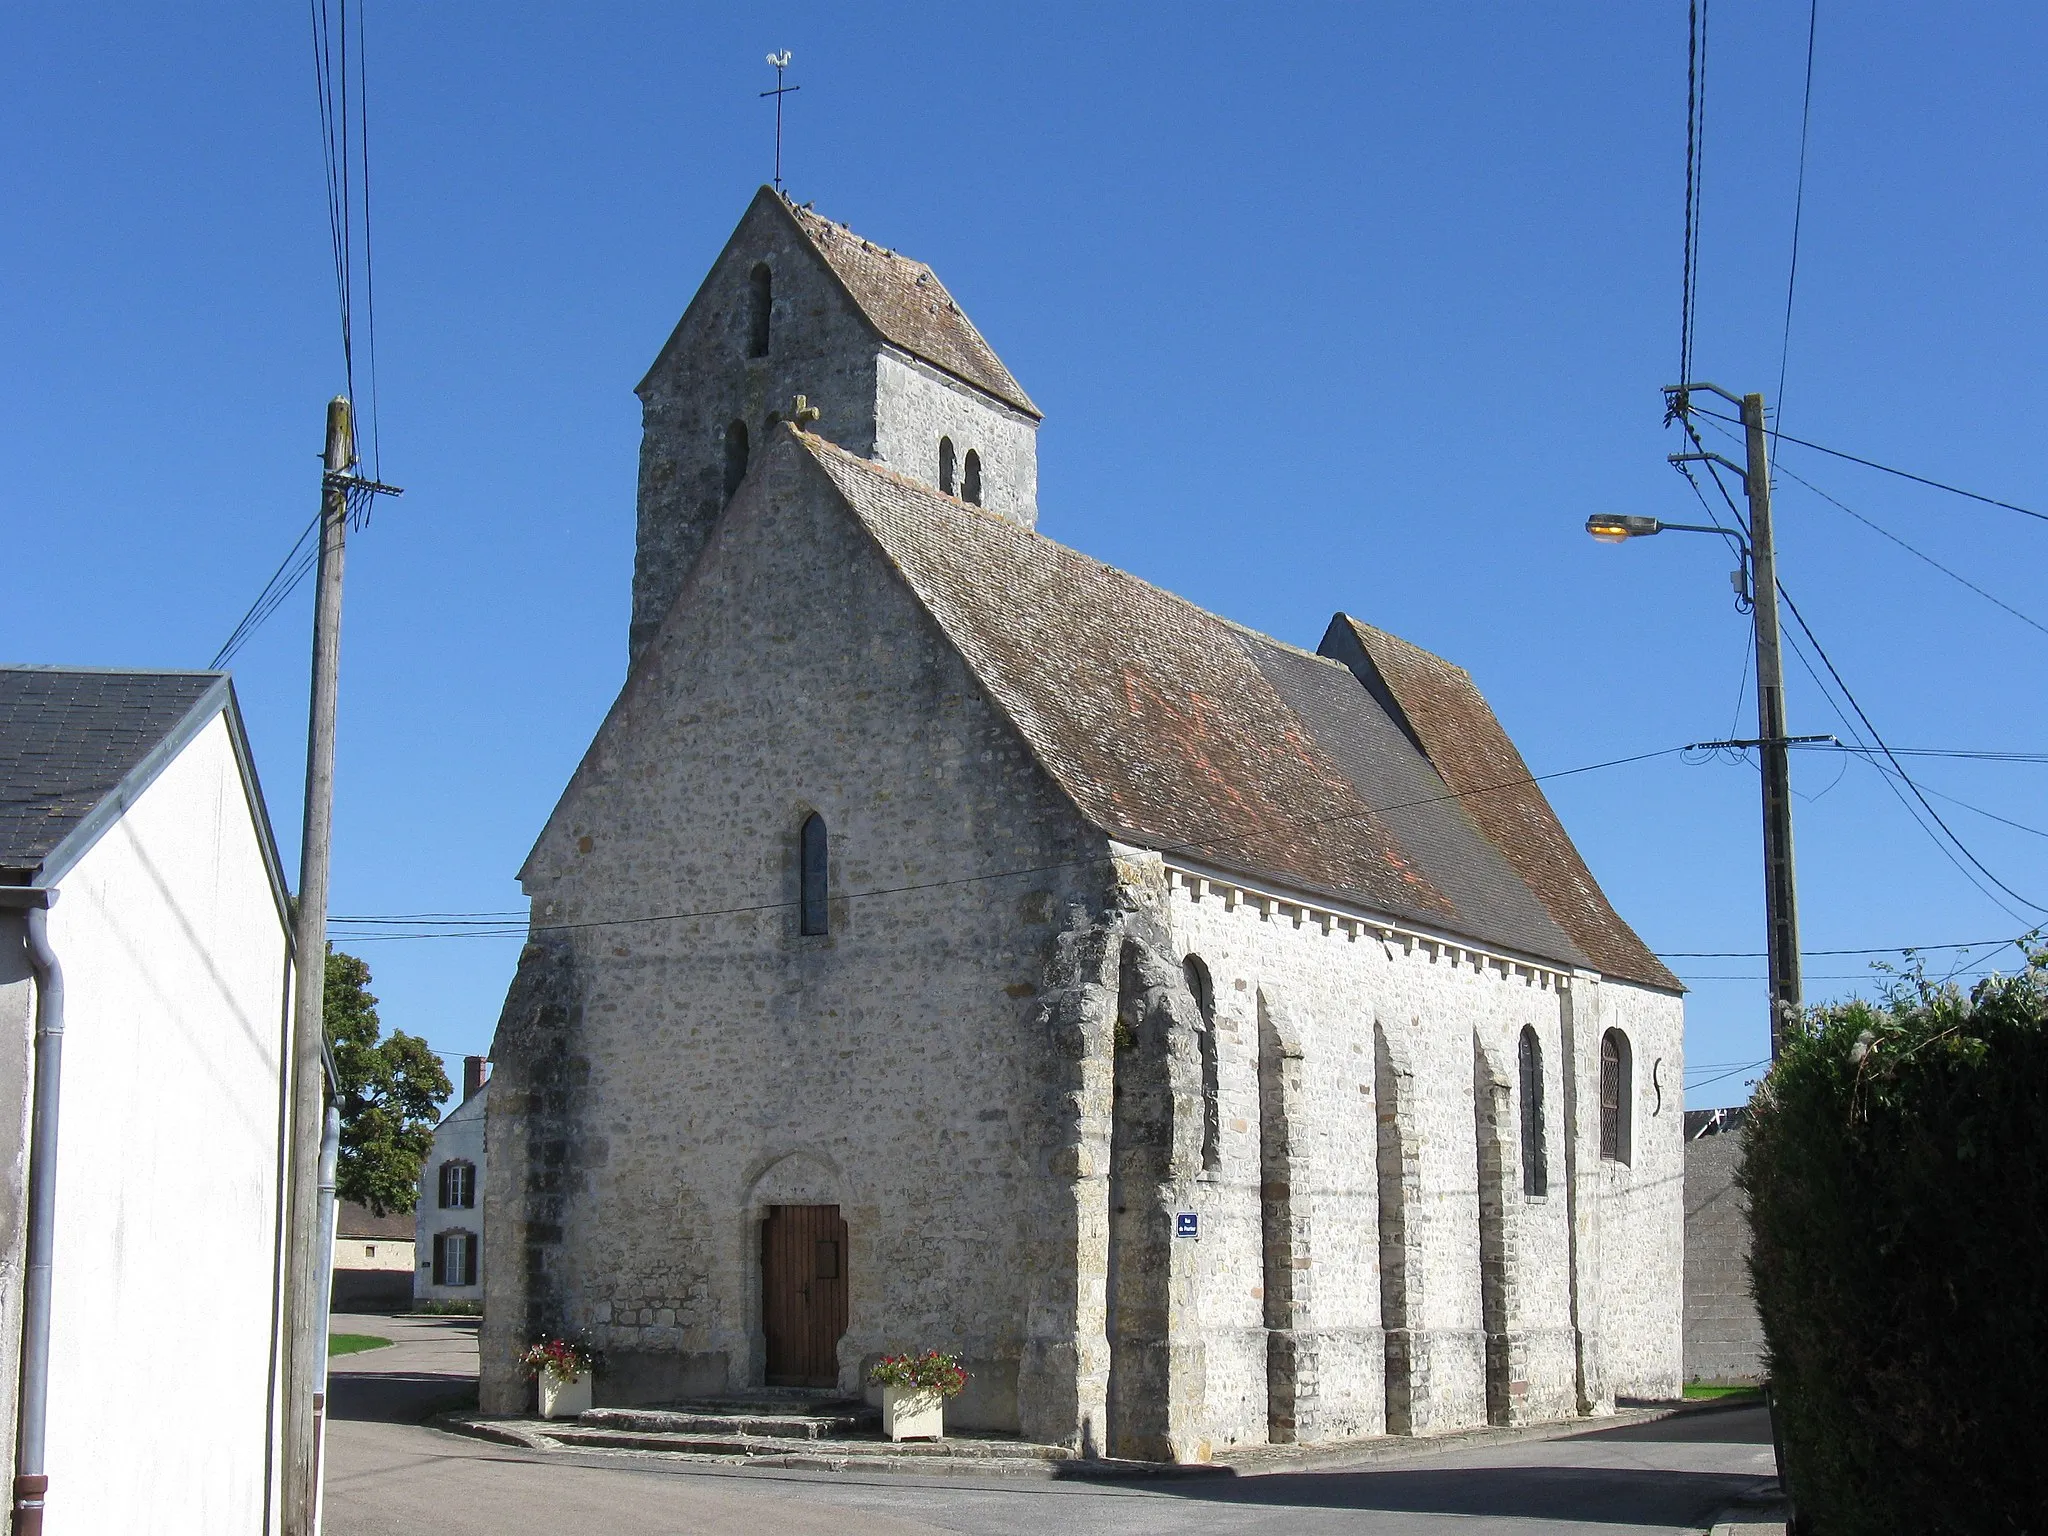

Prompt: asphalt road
[323,1314,1775,1535]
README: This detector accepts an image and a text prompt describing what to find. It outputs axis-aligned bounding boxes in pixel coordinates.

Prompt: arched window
[748,263,773,357]
[962,449,983,506]
[1600,1028,1633,1165]
[1518,1027,1547,1197]
[938,436,956,495]
[438,1159,476,1210]
[799,813,829,936]
[1184,955,1220,1172]
[723,419,750,499]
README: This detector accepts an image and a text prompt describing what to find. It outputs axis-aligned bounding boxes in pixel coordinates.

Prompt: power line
[1699,415,2048,639]
[1661,934,2029,958]
[209,512,323,669]
[1775,579,2047,913]
[1770,0,1820,473]
[1678,0,1711,394]
[1689,404,2047,524]
[326,743,1687,943]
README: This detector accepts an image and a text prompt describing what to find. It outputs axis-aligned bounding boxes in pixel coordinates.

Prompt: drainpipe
[309,1048,341,1536]
[7,889,61,1536]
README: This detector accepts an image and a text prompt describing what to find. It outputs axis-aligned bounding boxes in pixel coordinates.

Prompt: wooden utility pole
[1740,391,1803,1058]
[281,396,352,1534]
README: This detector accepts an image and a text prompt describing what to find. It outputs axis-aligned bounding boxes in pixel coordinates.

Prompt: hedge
[1739,951,2048,1534]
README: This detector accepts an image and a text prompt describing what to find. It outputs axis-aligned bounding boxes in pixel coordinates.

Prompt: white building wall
[870,350,1039,527]
[415,1087,487,1305]
[1161,861,1680,1443]
[38,712,292,1535]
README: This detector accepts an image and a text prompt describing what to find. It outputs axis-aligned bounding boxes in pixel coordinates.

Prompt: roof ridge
[795,432,1337,663]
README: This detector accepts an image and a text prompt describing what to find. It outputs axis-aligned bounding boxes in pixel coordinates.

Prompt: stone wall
[485,434,1104,1430]
[1683,1119,1764,1384]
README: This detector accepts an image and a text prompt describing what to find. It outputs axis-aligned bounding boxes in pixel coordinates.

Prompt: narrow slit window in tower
[962,449,982,505]
[1184,956,1220,1172]
[1518,1027,1547,1197]
[938,436,956,494]
[748,263,773,357]
[799,813,829,936]
[723,420,750,499]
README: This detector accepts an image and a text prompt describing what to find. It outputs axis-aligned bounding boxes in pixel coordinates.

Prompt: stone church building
[481,187,1686,1459]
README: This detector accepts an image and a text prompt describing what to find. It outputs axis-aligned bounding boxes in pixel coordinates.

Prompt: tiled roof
[335,1200,416,1240]
[785,200,1040,419]
[797,433,1627,975]
[1324,619,1681,993]
[0,667,224,878]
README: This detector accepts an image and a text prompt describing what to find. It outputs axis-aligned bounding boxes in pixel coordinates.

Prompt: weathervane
[761,51,799,195]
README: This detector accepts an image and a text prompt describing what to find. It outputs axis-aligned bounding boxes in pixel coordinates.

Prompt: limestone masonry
[482,188,1686,1459]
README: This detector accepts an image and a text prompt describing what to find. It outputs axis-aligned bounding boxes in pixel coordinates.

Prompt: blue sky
[7,3,2044,1109]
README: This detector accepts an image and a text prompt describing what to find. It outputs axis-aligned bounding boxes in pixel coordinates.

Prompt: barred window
[1600,1029,1633,1165]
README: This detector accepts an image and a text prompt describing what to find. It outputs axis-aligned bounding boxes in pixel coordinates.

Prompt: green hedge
[1739,954,2048,1534]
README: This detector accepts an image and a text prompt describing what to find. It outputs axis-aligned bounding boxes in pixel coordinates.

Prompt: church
[480,187,1686,1459]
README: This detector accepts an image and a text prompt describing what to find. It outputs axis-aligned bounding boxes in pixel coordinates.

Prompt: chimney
[463,1055,488,1102]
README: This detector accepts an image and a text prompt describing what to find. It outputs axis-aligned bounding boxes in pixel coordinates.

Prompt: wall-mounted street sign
[1175,1212,1199,1239]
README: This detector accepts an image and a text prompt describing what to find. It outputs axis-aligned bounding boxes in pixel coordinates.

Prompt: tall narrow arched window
[962,449,983,505]
[1518,1027,1547,1197]
[1600,1028,1633,1165]
[938,436,956,495]
[1184,955,1220,1172]
[723,419,750,499]
[798,812,829,936]
[748,263,773,357]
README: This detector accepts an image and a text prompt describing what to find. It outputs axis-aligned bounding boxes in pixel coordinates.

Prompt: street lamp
[1587,384,1802,1061]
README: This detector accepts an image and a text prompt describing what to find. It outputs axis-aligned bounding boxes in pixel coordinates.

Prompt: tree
[325,947,452,1216]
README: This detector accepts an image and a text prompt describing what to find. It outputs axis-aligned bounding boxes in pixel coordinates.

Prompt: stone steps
[541,1423,1074,1463]
[579,1404,877,1441]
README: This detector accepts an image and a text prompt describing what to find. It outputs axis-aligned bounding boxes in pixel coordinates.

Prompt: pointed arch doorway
[761,1204,849,1387]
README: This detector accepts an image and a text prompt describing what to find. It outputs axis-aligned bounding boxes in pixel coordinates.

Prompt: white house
[415,1056,487,1306]
[0,666,296,1534]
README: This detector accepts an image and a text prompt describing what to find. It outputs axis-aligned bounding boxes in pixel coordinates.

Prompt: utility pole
[1740,390,1803,1060]
[281,396,352,1535]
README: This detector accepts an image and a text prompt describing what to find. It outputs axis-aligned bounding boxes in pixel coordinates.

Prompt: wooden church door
[761,1204,848,1388]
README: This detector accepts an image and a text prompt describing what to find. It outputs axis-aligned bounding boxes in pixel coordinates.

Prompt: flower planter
[538,1370,591,1420]
[882,1383,944,1442]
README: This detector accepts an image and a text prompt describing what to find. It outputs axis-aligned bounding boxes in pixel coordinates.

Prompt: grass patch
[329,1333,392,1358]
[1685,1382,1762,1401]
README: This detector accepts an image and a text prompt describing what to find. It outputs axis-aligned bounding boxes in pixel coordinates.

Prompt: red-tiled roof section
[1332,617,1681,993]
[785,201,1040,419]
[798,432,1505,939]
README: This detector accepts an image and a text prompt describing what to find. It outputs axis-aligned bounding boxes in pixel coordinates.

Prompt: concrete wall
[31,712,292,1534]
[1683,1124,1764,1384]
[485,437,1104,1430]
[416,1085,487,1304]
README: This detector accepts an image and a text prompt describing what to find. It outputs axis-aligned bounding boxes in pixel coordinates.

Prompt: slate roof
[795,431,1668,985]
[0,667,227,880]
[1324,619,1681,992]
[336,1200,416,1241]
[784,199,1041,420]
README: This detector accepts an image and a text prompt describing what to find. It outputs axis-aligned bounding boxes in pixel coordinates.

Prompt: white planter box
[538,1370,591,1420]
[882,1384,944,1442]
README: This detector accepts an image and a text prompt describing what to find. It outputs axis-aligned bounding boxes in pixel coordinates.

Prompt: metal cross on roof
[761,51,799,195]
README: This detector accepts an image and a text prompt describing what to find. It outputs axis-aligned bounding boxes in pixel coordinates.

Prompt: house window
[962,449,982,506]
[439,1160,476,1210]
[938,436,956,494]
[724,419,750,499]
[1184,955,1220,1173]
[433,1230,477,1287]
[1600,1029,1633,1165]
[364,1245,376,1258]
[748,263,772,357]
[799,812,829,936]
[1519,1026,1547,1197]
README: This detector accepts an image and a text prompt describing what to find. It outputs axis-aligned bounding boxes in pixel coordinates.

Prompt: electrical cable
[323,743,1687,942]
[209,512,323,669]
[1771,0,1819,473]
[1678,0,1711,395]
